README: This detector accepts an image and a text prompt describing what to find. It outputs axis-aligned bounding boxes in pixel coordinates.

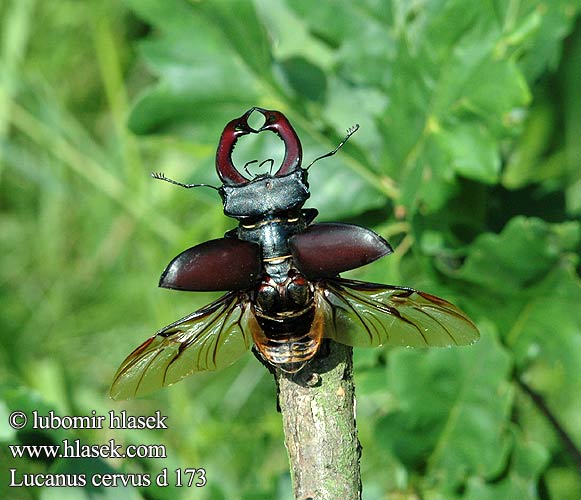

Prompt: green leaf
[502,94,557,189]
[507,264,581,445]
[445,216,581,455]
[516,0,580,80]
[125,0,260,134]
[434,121,500,183]
[442,217,580,292]
[125,0,277,135]
[378,0,531,212]
[376,329,513,490]
[287,0,395,88]
[544,466,581,500]
[464,432,548,500]
[563,23,581,217]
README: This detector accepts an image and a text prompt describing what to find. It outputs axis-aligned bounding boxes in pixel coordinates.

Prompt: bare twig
[276,340,362,500]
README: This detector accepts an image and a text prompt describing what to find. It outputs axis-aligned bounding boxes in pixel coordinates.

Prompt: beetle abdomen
[258,333,319,373]
[252,305,320,372]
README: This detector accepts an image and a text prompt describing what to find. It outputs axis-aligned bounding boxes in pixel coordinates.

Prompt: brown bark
[276,340,362,500]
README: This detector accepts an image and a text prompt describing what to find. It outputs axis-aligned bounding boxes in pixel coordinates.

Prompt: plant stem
[517,378,581,473]
[276,340,362,500]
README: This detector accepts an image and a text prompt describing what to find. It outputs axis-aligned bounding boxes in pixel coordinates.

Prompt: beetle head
[216,107,303,186]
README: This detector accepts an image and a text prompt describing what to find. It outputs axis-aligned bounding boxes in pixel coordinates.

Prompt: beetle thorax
[237,214,307,260]
[220,170,309,220]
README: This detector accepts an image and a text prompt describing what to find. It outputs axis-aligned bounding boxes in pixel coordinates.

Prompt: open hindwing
[110,292,256,399]
[316,278,479,348]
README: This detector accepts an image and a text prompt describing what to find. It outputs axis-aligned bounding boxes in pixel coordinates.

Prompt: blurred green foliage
[1,0,580,499]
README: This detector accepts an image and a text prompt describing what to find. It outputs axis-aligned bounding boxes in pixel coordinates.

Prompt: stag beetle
[111,107,478,399]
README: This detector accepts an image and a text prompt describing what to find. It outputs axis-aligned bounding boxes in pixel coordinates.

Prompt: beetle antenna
[305,124,360,170]
[151,172,219,191]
